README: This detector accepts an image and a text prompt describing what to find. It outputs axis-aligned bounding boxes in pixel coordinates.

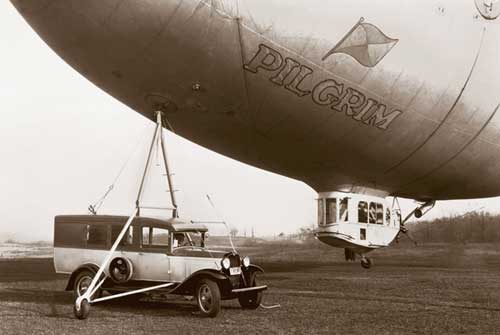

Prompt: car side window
[173,233,192,248]
[111,225,133,246]
[142,227,151,245]
[142,227,169,248]
[86,225,107,247]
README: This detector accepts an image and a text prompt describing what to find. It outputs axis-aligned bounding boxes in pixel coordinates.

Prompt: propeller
[395,200,435,246]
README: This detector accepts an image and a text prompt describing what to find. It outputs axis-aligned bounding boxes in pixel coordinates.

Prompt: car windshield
[172,231,205,248]
[175,222,236,253]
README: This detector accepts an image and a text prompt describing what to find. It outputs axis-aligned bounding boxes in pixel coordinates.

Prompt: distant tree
[410,210,500,243]
[297,227,314,240]
[230,227,238,238]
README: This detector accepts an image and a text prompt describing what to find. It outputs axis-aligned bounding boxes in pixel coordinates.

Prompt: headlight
[242,256,250,268]
[222,257,231,269]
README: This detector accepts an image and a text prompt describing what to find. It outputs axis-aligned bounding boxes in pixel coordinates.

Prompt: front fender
[65,263,99,291]
[246,264,264,274]
[241,264,264,287]
[170,269,229,296]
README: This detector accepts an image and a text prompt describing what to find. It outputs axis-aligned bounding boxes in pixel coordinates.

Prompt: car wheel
[73,270,101,301]
[196,279,221,317]
[238,273,262,310]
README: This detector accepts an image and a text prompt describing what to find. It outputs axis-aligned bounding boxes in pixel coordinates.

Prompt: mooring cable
[88,124,151,214]
[259,303,281,309]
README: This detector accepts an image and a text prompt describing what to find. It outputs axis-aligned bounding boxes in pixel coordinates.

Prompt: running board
[91,282,176,304]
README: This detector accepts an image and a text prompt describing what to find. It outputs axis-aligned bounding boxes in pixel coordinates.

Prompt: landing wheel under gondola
[360,257,373,269]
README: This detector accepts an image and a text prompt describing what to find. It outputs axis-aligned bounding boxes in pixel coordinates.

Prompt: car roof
[171,223,208,233]
[55,215,208,232]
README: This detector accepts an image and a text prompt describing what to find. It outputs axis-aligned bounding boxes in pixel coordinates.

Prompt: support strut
[136,111,178,218]
[75,111,179,319]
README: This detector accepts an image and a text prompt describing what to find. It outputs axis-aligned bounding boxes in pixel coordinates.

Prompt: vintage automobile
[54,215,267,317]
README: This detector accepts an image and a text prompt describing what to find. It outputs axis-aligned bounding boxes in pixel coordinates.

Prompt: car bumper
[232,285,268,294]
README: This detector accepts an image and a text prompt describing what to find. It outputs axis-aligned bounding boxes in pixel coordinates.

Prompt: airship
[9,0,500,267]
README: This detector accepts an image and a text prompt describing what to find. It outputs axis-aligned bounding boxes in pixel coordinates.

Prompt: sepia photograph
[2,0,500,334]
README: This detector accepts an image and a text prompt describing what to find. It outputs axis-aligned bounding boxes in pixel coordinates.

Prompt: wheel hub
[199,285,213,311]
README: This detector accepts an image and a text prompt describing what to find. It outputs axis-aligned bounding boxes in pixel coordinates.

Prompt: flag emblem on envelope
[322,17,398,68]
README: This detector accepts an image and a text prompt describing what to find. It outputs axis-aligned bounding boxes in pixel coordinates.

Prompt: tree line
[410,211,500,243]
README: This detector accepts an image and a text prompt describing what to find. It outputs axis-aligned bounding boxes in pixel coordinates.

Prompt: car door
[131,226,171,282]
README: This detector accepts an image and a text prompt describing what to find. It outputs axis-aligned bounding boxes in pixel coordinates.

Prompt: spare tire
[109,257,133,283]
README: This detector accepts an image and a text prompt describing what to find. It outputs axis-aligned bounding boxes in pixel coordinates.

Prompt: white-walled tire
[73,270,101,300]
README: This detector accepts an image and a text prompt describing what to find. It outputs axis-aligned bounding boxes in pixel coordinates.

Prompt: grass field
[0,241,52,258]
[1,241,500,334]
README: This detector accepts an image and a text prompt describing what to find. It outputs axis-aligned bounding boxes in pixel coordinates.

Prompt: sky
[1,2,499,242]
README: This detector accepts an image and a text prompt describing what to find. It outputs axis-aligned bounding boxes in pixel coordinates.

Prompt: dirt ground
[1,241,500,335]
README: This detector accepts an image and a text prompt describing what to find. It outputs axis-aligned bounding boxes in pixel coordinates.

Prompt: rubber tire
[109,257,133,283]
[73,299,90,320]
[196,279,221,318]
[238,273,262,310]
[73,270,102,301]
[361,258,373,269]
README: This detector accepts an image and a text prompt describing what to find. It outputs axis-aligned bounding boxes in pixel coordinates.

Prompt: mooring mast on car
[57,111,267,319]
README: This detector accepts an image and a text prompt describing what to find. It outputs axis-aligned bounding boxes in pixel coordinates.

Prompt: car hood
[171,247,234,259]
